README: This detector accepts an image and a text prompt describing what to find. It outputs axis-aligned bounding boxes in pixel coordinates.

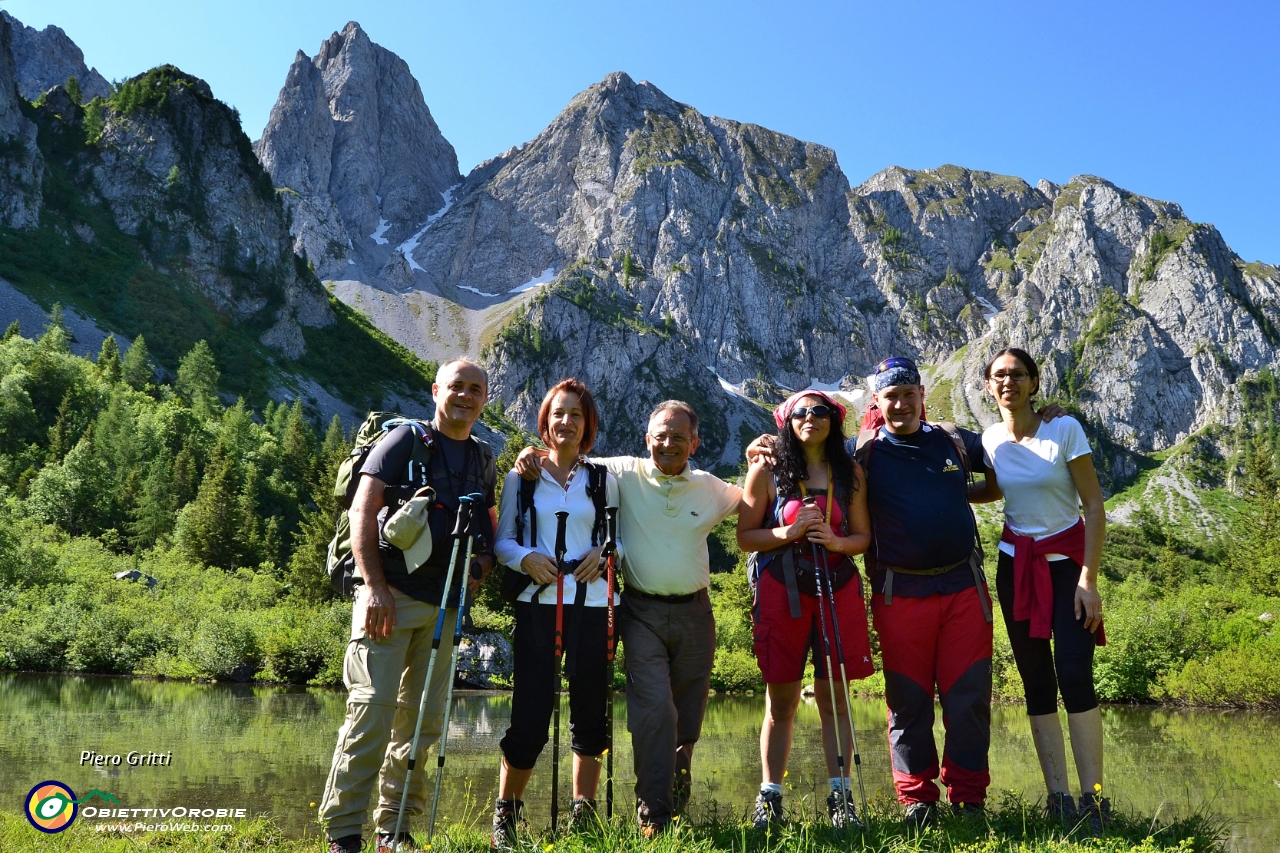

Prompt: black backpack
[498,461,609,604]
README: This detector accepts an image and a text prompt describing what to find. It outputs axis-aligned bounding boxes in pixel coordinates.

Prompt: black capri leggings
[995,552,1099,716]
[499,601,610,770]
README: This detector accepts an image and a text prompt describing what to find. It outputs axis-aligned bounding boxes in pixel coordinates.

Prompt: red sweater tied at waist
[1001,518,1105,646]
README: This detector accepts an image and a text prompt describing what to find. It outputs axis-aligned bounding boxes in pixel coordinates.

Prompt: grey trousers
[619,588,716,826]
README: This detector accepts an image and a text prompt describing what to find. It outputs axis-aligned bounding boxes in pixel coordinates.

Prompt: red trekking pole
[550,510,569,832]
[601,506,620,820]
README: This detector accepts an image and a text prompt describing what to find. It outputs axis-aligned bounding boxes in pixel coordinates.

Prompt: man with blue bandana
[849,357,998,828]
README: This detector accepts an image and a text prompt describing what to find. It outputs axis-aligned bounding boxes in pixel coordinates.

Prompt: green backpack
[324,412,436,598]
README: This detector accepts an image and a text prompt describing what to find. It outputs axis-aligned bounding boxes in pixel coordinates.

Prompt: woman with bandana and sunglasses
[981,347,1109,833]
[737,390,874,830]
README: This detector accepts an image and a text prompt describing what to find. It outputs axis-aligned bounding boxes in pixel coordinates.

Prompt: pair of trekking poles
[390,492,483,850]
[802,495,869,827]
[547,506,620,832]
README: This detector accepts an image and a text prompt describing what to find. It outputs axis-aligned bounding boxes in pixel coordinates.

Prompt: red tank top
[779,493,844,568]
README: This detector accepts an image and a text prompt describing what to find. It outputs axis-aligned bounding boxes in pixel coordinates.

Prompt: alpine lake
[2,673,1276,850]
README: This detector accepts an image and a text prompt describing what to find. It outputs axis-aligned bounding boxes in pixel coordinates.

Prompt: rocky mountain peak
[0,11,111,101]
[0,14,43,228]
[256,22,460,281]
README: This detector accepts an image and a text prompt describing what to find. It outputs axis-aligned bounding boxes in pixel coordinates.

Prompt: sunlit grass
[1,789,1228,852]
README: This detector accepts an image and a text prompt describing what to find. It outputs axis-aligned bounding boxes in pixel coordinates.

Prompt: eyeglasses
[990,371,1030,382]
[649,432,691,446]
[790,405,833,419]
[875,356,917,374]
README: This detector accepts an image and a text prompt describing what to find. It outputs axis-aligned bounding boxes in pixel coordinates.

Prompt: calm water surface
[1,673,1276,850]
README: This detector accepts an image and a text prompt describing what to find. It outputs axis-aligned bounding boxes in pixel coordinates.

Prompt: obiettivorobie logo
[24,782,119,833]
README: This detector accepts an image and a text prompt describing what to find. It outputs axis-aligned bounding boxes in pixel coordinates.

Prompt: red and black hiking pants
[871,586,993,805]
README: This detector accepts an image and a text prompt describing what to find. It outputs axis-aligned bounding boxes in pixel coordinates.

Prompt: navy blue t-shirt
[847,424,987,598]
[361,425,497,604]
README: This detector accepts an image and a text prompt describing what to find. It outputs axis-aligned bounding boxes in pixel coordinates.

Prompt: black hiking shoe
[569,797,598,831]
[1078,792,1111,835]
[375,831,416,852]
[1045,791,1078,827]
[950,802,985,819]
[328,836,363,853]
[490,798,524,850]
[751,789,784,830]
[826,788,862,829]
[903,801,936,830]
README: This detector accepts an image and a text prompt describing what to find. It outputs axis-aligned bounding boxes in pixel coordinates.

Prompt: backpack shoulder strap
[516,475,538,547]
[936,421,971,478]
[586,461,608,546]
[853,428,877,468]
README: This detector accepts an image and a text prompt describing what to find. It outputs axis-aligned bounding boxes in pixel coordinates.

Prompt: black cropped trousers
[995,552,1099,716]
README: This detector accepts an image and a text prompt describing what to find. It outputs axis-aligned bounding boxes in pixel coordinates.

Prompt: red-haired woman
[491,379,621,846]
[737,389,874,829]
[981,348,1108,832]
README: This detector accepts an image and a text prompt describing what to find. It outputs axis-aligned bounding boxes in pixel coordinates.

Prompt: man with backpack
[321,359,498,853]
[517,400,741,836]
[851,357,1000,827]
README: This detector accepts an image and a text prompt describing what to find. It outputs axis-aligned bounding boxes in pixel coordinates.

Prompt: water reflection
[0,674,1274,850]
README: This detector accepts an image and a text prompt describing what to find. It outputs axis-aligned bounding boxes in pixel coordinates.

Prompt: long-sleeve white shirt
[494,465,622,607]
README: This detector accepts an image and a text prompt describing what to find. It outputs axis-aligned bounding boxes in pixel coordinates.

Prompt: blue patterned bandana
[872,356,921,391]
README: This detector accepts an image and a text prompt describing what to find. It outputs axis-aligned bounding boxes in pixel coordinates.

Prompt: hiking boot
[1045,791,1078,827]
[375,832,416,852]
[751,789,784,830]
[490,799,523,850]
[826,788,862,829]
[903,801,936,830]
[1078,793,1111,835]
[569,798,598,831]
[328,836,363,853]
[950,802,985,819]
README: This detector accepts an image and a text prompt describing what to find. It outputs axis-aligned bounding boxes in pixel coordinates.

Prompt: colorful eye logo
[25,781,78,833]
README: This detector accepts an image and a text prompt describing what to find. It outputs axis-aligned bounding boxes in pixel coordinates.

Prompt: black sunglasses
[790,404,833,419]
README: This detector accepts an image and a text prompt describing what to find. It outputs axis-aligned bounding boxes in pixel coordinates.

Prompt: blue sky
[5,0,1277,263]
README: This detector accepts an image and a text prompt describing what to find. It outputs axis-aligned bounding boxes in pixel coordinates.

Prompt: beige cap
[383,486,436,573]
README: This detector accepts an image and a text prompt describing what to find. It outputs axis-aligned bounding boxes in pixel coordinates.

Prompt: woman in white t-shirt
[981,347,1108,832]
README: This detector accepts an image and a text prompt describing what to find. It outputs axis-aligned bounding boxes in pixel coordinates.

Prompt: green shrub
[1158,635,1280,709]
[189,613,260,681]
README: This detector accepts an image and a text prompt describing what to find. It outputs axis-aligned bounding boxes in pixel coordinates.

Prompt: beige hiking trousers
[319,586,459,840]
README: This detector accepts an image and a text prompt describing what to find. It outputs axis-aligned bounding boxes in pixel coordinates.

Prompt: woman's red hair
[537,378,599,454]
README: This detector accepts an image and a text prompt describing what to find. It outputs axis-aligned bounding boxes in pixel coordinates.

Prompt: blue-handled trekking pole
[392,494,476,850]
[550,510,569,832]
[601,506,620,821]
[427,492,485,839]
[802,496,852,829]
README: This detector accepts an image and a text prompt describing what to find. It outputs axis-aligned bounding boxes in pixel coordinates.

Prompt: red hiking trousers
[871,586,993,805]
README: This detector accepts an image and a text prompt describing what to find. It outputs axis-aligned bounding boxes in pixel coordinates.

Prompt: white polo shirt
[596,456,742,596]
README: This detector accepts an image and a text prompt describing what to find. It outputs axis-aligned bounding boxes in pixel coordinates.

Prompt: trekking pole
[803,496,852,829]
[811,507,870,823]
[427,492,485,841]
[550,510,569,833]
[601,506,620,821]
[393,494,475,849]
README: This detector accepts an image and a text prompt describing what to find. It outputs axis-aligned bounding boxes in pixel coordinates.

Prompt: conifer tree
[1229,437,1280,595]
[121,335,153,390]
[179,441,240,570]
[2,319,19,341]
[38,303,71,353]
[176,341,220,417]
[97,336,121,383]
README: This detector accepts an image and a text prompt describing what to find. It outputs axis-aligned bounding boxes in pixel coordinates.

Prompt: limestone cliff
[1,11,111,101]
[0,13,43,229]
[255,22,460,281]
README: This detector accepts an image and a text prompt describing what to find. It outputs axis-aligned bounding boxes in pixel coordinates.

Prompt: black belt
[626,588,700,604]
